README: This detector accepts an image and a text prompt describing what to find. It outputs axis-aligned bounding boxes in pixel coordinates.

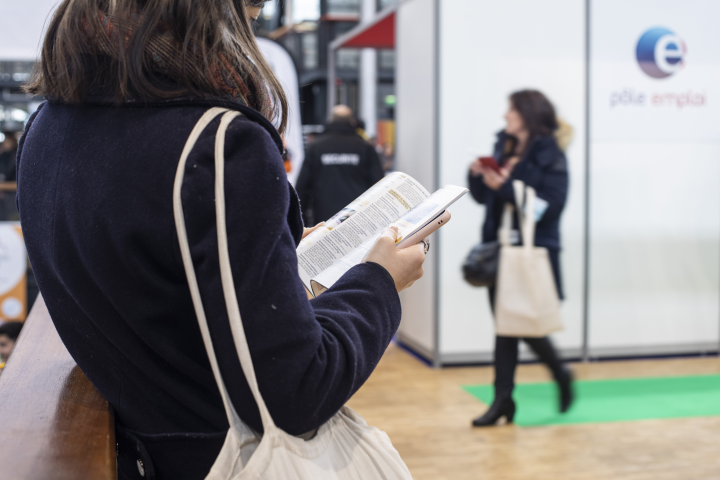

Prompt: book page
[297,172,430,293]
[311,233,380,296]
[310,185,469,294]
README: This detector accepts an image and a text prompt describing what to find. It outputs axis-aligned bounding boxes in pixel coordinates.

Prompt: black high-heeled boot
[557,367,574,413]
[472,395,516,427]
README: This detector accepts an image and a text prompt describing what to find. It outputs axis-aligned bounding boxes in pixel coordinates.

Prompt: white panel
[360,48,378,137]
[437,0,587,360]
[588,143,720,350]
[589,0,720,354]
[0,0,58,60]
[257,39,305,185]
[395,0,438,357]
[360,0,378,137]
[590,0,720,142]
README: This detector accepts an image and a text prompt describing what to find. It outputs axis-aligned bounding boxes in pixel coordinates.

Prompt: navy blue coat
[467,131,569,297]
[468,130,569,250]
[16,98,401,480]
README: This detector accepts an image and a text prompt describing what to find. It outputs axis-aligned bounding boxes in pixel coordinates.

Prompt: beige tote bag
[173,108,413,479]
[494,180,563,337]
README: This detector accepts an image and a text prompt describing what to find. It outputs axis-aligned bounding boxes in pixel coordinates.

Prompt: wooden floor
[346,343,720,480]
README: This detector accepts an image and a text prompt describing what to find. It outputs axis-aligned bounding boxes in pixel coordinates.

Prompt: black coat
[0,147,18,221]
[295,121,384,225]
[468,130,568,250]
[468,131,569,296]
[0,147,17,182]
[17,98,401,480]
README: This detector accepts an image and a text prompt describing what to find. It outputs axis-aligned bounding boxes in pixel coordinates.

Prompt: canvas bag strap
[512,180,537,251]
[499,180,526,247]
[523,185,537,248]
[498,203,513,246]
[173,108,276,432]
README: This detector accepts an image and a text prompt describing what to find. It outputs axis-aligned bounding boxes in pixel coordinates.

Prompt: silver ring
[421,239,430,254]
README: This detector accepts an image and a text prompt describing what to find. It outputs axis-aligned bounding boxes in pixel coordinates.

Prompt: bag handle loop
[498,180,537,249]
[173,108,276,434]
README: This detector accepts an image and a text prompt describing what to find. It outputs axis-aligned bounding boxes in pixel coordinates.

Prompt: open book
[297,172,468,297]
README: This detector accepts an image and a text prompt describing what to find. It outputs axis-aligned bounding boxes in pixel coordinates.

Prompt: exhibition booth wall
[395,0,720,365]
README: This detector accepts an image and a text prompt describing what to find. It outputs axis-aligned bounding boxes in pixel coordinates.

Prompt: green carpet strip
[463,374,720,427]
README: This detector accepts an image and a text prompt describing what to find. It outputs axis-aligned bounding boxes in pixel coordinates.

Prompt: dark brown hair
[24,0,288,134]
[509,89,558,139]
[0,322,23,341]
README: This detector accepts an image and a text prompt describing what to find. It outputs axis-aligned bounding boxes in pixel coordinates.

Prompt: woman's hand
[363,226,426,292]
[481,167,509,190]
[302,222,324,239]
[469,159,510,190]
[469,158,485,177]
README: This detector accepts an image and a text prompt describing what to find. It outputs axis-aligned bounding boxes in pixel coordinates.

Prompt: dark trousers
[492,331,565,396]
[488,248,565,397]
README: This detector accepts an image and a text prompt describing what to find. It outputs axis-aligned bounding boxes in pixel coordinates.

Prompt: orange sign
[0,223,27,322]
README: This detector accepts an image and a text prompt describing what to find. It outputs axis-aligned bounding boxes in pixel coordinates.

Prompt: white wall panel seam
[432,0,441,367]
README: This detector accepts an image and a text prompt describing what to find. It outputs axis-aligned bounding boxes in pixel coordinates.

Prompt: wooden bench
[0,296,116,480]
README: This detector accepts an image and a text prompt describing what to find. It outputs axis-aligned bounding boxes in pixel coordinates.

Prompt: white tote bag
[494,180,563,338]
[173,108,414,480]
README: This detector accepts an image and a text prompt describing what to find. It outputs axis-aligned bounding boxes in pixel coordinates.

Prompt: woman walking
[468,90,574,427]
[17,1,425,478]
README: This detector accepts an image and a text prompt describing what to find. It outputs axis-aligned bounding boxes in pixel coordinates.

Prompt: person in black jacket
[296,105,384,225]
[0,131,19,221]
[16,1,426,479]
[0,131,18,183]
[468,89,574,427]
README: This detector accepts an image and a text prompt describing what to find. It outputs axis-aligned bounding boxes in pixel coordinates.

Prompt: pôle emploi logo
[610,27,706,109]
[636,27,685,78]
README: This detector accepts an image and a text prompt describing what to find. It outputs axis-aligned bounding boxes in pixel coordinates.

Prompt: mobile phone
[396,210,452,250]
[479,156,501,173]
